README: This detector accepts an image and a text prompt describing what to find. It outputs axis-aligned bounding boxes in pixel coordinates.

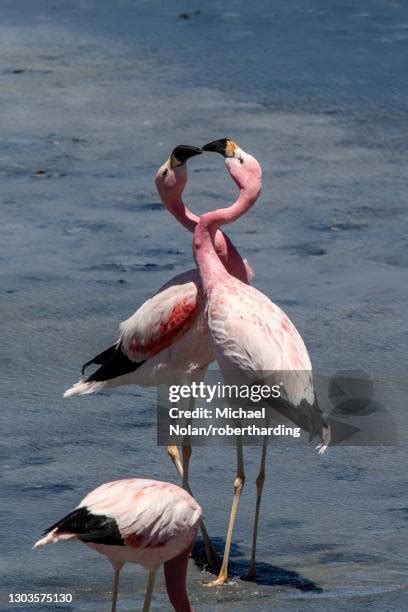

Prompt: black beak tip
[171,145,202,163]
[202,138,229,155]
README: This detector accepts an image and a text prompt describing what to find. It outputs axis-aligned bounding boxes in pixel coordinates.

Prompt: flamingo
[34,478,201,612]
[63,145,253,566]
[193,138,331,586]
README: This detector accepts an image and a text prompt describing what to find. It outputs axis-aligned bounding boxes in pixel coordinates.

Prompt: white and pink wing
[119,269,201,361]
[81,479,202,548]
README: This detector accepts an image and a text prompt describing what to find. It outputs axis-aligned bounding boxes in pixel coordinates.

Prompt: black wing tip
[81,359,93,376]
[42,507,80,536]
[81,343,119,376]
[83,350,146,384]
[267,395,330,447]
[43,507,125,546]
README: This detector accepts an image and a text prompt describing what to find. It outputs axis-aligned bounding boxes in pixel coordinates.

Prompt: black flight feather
[81,343,146,383]
[43,507,124,546]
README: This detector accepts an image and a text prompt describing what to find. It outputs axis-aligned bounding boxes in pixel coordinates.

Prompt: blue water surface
[1,1,407,610]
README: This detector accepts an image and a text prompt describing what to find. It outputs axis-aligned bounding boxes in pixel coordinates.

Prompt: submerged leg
[142,570,156,612]
[111,566,122,612]
[246,435,268,580]
[205,436,245,586]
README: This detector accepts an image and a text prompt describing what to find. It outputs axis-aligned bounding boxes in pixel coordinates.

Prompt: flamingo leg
[205,435,245,586]
[182,428,219,567]
[142,570,156,612]
[246,435,268,580]
[167,443,184,478]
[111,567,121,612]
[181,439,192,491]
[179,395,196,491]
[167,404,219,568]
[181,412,192,490]
[168,441,219,567]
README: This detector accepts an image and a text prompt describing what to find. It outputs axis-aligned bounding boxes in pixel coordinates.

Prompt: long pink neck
[193,184,258,295]
[163,546,193,612]
[166,195,249,283]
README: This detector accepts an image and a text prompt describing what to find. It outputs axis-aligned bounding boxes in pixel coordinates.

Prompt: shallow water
[1,1,407,610]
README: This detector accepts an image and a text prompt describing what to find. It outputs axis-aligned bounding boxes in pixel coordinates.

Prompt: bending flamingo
[194,138,330,585]
[34,478,201,612]
[63,145,252,565]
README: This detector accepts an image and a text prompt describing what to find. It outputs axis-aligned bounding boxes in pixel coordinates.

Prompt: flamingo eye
[239,157,244,164]
[162,169,168,177]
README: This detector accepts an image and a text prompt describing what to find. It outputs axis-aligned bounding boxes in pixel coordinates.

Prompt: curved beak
[170,145,202,168]
[202,138,237,157]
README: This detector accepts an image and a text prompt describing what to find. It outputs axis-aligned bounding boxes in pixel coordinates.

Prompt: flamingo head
[155,145,202,207]
[203,138,262,201]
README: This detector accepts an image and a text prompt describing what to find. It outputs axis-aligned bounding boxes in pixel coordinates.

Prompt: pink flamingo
[63,145,253,565]
[34,478,201,611]
[194,138,331,585]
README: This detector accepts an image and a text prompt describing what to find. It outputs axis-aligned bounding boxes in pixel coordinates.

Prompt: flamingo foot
[203,573,229,587]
